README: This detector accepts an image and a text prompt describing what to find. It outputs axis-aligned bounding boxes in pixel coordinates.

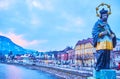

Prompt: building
[112,38,120,66]
[74,38,95,67]
[68,49,75,65]
[57,47,74,65]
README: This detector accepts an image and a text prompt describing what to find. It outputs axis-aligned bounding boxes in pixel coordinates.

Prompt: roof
[75,38,93,46]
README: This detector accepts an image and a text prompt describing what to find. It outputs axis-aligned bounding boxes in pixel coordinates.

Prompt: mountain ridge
[0,35,27,54]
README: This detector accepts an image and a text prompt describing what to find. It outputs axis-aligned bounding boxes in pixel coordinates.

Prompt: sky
[0,0,120,52]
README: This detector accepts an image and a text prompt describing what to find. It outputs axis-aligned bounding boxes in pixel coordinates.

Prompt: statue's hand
[100,31,108,36]
[111,34,115,38]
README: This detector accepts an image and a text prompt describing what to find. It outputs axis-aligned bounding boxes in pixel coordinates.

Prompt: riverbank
[3,63,120,79]
[5,63,92,79]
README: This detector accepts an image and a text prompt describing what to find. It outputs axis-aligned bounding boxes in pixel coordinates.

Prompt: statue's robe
[92,19,116,70]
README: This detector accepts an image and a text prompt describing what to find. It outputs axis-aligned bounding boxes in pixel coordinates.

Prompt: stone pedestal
[87,69,116,79]
[87,77,96,79]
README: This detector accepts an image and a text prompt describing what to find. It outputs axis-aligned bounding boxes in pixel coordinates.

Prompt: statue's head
[96,3,111,22]
[99,8,108,22]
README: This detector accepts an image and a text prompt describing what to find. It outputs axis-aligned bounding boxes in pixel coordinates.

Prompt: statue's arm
[92,22,100,47]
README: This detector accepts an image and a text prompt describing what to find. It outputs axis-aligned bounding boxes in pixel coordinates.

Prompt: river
[0,64,61,79]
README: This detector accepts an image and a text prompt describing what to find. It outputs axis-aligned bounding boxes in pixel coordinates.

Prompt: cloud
[26,0,54,11]
[0,0,10,10]
[72,17,84,26]
[31,15,42,27]
[0,0,15,10]
[56,12,84,32]
[0,32,48,49]
[9,11,42,29]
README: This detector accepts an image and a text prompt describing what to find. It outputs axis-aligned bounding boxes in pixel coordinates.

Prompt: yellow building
[74,38,96,67]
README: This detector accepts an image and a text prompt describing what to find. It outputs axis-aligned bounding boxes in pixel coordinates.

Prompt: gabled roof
[57,47,73,54]
[75,38,93,46]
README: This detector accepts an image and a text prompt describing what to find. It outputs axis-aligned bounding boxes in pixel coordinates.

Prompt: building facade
[112,39,120,66]
[74,38,96,67]
[57,47,74,65]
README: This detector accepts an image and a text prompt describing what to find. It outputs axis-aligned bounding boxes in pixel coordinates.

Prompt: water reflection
[0,64,60,79]
[7,65,23,79]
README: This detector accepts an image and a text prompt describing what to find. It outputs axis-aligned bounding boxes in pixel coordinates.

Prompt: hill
[0,35,27,54]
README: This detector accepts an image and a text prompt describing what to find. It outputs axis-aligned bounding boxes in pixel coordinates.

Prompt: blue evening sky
[0,0,120,51]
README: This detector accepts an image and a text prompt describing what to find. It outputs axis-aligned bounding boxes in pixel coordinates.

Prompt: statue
[92,3,116,71]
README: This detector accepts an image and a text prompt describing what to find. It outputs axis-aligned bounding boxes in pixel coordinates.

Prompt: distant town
[0,35,120,69]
